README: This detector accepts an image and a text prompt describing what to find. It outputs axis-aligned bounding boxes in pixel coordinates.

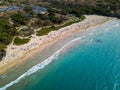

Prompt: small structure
[20,26,34,37]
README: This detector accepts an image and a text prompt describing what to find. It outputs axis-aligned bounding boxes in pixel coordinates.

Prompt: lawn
[14,37,30,45]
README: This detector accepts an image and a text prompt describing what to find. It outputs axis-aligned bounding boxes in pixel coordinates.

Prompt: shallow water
[0,19,120,90]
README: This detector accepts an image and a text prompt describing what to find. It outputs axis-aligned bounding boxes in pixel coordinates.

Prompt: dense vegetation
[1,0,120,18]
[0,17,17,46]
[49,0,120,18]
[0,17,17,59]
[11,12,30,26]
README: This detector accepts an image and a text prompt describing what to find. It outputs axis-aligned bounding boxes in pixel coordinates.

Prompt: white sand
[0,15,114,75]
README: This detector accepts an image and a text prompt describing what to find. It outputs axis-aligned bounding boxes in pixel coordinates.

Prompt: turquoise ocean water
[0,19,120,90]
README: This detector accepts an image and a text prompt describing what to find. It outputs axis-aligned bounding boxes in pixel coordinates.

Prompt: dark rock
[95,39,102,43]
[0,50,6,61]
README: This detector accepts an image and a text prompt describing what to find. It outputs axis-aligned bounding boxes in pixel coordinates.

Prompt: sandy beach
[0,15,114,75]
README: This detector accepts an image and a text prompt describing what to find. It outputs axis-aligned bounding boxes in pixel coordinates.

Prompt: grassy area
[14,37,30,45]
[37,18,80,36]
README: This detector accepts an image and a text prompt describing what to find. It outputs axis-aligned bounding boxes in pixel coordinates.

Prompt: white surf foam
[115,23,119,27]
[104,23,119,31]
[104,23,119,32]
[0,37,83,90]
[81,35,86,39]
[89,32,93,35]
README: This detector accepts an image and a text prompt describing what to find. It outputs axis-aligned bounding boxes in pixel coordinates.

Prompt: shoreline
[0,15,115,75]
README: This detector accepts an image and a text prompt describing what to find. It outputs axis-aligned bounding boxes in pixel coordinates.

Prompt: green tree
[12,12,29,25]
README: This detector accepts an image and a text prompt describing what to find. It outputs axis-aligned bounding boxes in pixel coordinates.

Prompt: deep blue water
[1,19,120,90]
